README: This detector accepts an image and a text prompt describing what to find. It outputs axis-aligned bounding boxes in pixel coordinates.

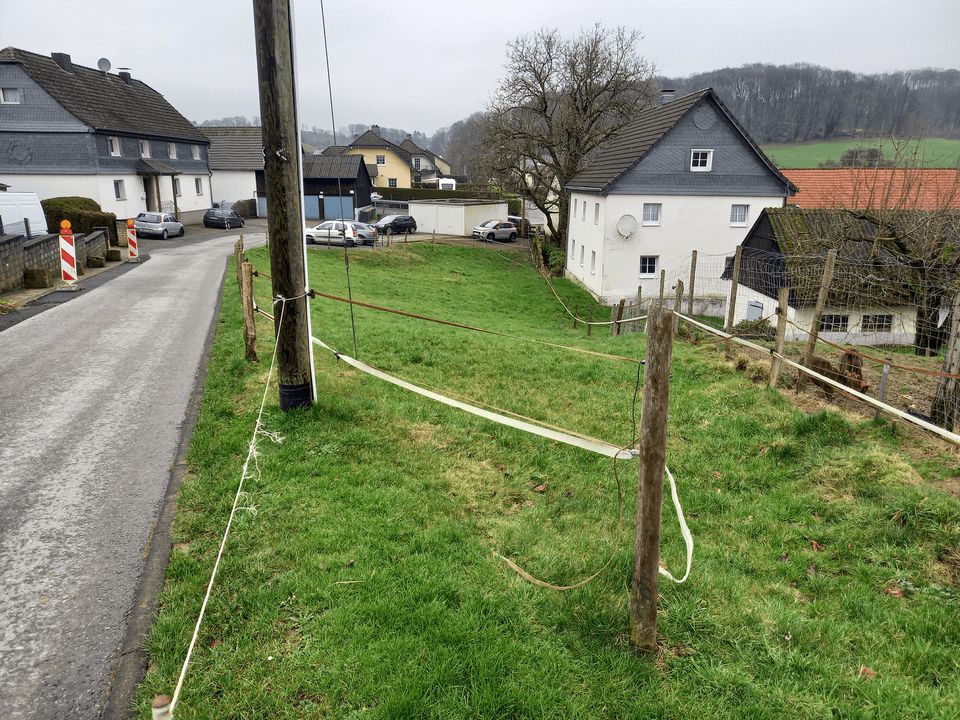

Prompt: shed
[407,199,509,237]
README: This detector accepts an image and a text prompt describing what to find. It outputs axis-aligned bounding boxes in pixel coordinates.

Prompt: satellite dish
[97,58,111,72]
[616,214,638,238]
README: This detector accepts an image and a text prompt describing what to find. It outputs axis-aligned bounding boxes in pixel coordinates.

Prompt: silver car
[471,220,517,242]
[305,220,369,247]
[134,212,184,239]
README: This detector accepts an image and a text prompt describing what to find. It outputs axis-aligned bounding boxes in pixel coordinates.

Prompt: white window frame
[730,204,749,227]
[0,87,21,104]
[861,314,893,333]
[642,203,662,226]
[191,145,200,160]
[819,314,850,333]
[108,136,121,157]
[570,237,575,257]
[413,157,421,170]
[573,198,578,218]
[113,179,126,200]
[387,178,398,188]
[139,140,151,159]
[168,142,177,159]
[590,250,597,275]
[593,202,600,225]
[581,201,586,221]
[638,255,658,277]
[579,245,584,268]
[690,149,713,172]
[195,177,203,195]
[173,177,181,197]
[376,155,386,165]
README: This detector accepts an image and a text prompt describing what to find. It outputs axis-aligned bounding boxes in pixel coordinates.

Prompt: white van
[0,192,46,238]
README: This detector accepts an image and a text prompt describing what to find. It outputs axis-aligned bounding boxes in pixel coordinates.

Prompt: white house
[564,88,796,304]
[201,126,263,207]
[0,48,213,223]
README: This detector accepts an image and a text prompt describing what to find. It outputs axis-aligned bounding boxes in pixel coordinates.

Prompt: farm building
[731,207,960,348]
[407,198,509,237]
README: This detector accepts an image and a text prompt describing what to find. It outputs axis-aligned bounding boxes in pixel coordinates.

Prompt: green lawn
[763,138,960,168]
[138,242,960,718]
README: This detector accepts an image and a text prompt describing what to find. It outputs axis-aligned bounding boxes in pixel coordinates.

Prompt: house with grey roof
[0,48,212,223]
[321,126,452,189]
[201,126,263,209]
[564,88,796,304]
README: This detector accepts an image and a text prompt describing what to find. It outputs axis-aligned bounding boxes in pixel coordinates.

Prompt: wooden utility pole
[687,250,697,316]
[253,0,315,410]
[769,286,789,389]
[629,307,674,652]
[241,261,258,362]
[799,248,837,389]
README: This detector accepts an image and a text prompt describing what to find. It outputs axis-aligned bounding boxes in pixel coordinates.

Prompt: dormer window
[690,149,713,172]
[139,140,151,158]
[191,145,200,160]
[168,142,177,159]
[108,136,121,157]
[0,88,21,104]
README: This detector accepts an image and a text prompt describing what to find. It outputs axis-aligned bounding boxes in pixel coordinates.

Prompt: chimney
[660,89,676,105]
[51,52,73,73]
[405,133,412,140]
[119,71,132,84]
[371,124,381,137]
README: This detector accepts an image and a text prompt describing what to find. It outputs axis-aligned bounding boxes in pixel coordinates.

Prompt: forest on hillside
[659,64,960,144]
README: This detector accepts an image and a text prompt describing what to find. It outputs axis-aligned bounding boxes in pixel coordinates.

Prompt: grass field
[762,138,960,169]
[138,242,960,718]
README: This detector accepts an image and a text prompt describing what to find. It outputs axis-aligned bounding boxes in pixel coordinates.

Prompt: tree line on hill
[658,64,960,144]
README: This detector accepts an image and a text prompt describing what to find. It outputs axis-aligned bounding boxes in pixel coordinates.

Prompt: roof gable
[567,88,794,195]
[201,127,264,170]
[350,130,411,160]
[0,47,207,143]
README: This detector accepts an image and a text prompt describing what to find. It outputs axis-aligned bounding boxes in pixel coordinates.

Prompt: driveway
[0,229,260,719]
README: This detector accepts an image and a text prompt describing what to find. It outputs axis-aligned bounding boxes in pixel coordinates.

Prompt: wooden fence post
[724,246,743,358]
[931,290,960,430]
[241,261,258,362]
[687,250,697,316]
[673,280,684,336]
[799,248,837,389]
[629,307,674,653]
[234,236,245,290]
[874,360,891,420]
[635,285,643,334]
[587,307,593,336]
[769,286,789,389]
[658,269,666,309]
[611,298,626,337]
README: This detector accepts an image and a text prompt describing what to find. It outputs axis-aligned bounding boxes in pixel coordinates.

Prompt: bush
[507,197,522,215]
[543,244,566,275]
[732,318,775,341]
[42,197,118,242]
[233,199,257,218]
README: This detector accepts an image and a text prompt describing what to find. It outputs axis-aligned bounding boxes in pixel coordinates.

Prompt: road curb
[98,255,227,720]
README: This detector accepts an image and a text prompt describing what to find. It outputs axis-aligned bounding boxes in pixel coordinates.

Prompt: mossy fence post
[769,286,790,388]
[629,307,674,652]
[799,248,837,390]
[241,261,257,362]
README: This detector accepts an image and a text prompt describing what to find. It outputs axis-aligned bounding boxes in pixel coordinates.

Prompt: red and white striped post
[127,218,139,262]
[59,219,78,286]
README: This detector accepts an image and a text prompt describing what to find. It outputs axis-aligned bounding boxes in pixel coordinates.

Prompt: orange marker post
[59,220,78,285]
[127,218,139,262]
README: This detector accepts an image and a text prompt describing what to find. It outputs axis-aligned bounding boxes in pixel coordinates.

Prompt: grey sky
[1,0,957,135]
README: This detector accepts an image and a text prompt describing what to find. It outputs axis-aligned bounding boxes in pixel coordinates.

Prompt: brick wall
[22,234,60,281]
[0,229,109,292]
[81,230,107,260]
[0,234,25,292]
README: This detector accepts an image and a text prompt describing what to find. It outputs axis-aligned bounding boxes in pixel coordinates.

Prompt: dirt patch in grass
[933,476,960,498]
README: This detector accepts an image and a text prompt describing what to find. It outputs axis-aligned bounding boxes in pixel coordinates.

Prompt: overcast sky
[1,0,957,135]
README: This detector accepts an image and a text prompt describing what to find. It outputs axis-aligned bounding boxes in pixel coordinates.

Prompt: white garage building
[407,199,509,237]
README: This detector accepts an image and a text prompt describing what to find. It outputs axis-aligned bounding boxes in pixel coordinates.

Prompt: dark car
[506,215,531,238]
[203,208,245,229]
[373,214,417,236]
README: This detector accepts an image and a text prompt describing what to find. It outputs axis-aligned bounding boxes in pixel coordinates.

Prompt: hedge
[42,197,118,242]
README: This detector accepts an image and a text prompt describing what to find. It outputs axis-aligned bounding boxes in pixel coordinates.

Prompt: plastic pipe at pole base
[279,382,312,411]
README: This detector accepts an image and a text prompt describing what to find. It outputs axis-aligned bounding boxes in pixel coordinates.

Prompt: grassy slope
[139,243,960,719]
[762,138,960,168]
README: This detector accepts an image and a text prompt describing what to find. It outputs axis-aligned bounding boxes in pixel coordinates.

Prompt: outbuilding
[407,198,509,237]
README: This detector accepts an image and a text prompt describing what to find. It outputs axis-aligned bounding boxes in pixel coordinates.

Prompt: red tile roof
[782,168,960,210]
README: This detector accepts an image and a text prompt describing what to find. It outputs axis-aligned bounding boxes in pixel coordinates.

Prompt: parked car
[353,222,379,243]
[134,212,184,239]
[203,208,245,229]
[506,215,531,238]
[472,220,517,242]
[304,220,368,247]
[373,214,417,236]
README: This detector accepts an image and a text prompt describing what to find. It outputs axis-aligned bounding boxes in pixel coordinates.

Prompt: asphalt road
[0,229,259,719]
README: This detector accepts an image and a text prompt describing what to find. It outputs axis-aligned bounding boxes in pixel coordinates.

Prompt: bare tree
[482,25,657,247]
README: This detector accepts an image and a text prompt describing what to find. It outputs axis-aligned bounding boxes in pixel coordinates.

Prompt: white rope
[311,334,634,459]
[169,297,289,713]
[675,311,960,446]
[659,466,693,584]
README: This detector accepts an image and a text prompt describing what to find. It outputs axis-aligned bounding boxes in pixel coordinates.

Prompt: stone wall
[0,229,109,292]
[0,234,25,292]
[22,234,60,281]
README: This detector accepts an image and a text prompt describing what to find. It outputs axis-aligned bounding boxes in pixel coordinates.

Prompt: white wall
[210,170,257,204]
[462,203,508,234]
[567,192,784,304]
[1,174,105,206]
[408,201,508,236]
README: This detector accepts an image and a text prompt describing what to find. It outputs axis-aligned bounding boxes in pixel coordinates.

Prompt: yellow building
[323,126,454,189]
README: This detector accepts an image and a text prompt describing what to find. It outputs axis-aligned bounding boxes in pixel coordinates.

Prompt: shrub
[42,197,118,242]
[507,197,522,215]
[732,318,776,341]
[233,199,257,218]
[543,244,566,275]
